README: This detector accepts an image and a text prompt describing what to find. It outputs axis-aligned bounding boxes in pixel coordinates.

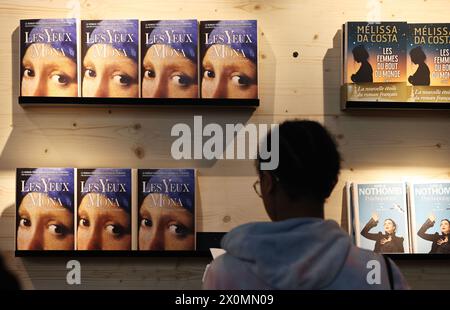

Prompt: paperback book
[352,182,410,253]
[16,168,75,251]
[344,21,407,102]
[409,181,450,253]
[141,20,198,98]
[200,20,257,99]
[81,19,139,98]
[137,169,196,250]
[77,168,132,250]
[20,19,78,97]
[407,24,450,103]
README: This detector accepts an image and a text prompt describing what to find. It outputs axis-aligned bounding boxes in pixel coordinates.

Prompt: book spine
[132,168,138,251]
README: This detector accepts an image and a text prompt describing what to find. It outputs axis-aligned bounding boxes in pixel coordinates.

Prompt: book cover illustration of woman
[77,169,131,250]
[408,46,430,86]
[82,20,138,97]
[350,45,373,83]
[360,212,405,253]
[201,21,257,99]
[417,214,450,253]
[142,20,198,98]
[17,168,75,250]
[21,19,78,96]
[138,169,195,251]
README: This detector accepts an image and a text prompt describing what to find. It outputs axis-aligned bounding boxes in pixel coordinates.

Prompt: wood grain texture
[0,0,449,289]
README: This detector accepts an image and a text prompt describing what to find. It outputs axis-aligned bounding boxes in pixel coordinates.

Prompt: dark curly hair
[257,120,341,204]
[352,45,370,62]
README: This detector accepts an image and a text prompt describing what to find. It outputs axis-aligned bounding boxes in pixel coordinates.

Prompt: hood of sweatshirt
[221,218,352,289]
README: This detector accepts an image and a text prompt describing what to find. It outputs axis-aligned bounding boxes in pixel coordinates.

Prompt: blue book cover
[77,168,132,250]
[81,19,139,98]
[141,20,198,98]
[16,168,75,250]
[137,169,196,251]
[407,24,450,86]
[20,19,78,97]
[409,182,450,253]
[345,22,407,84]
[353,182,410,253]
[200,20,258,99]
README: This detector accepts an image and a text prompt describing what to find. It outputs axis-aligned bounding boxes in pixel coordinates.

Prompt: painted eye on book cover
[51,74,69,85]
[204,70,215,79]
[144,70,155,79]
[106,224,124,236]
[231,75,251,87]
[140,218,152,227]
[113,74,132,86]
[172,75,192,87]
[84,69,96,78]
[168,223,189,237]
[48,224,66,236]
[19,218,31,228]
[79,218,89,227]
[23,68,35,78]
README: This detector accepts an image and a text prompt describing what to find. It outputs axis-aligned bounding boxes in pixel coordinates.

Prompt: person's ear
[260,171,275,196]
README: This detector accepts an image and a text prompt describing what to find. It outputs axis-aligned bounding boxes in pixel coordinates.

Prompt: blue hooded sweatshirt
[203,218,409,290]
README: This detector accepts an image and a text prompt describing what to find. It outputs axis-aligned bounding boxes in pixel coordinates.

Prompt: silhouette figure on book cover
[351,45,373,83]
[408,46,430,86]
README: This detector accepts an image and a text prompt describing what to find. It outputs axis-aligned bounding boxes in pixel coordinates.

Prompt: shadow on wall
[322,30,450,171]
[3,26,277,178]
[0,204,21,289]
[0,253,20,290]
[257,27,276,119]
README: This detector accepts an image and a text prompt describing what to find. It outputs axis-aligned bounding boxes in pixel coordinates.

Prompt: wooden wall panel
[0,0,449,289]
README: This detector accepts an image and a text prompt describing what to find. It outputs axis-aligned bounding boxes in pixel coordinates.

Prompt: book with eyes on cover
[137,169,196,251]
[141,20,199,98]
[20,19,78,97]
[199,20,258,99]
[352,182,410,253]
[81,19,139,98]
[408,181,450,254]
[76,168,132,250]
[16,168,75,251]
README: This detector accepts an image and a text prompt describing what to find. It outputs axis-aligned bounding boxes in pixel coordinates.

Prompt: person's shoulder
[203,253,267,290]
[202,254,228,289]
[347,245,409,285]
[207,253,250,279]
[350,243,381,261]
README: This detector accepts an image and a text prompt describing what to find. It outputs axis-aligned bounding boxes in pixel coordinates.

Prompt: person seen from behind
[203,120,409,290]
